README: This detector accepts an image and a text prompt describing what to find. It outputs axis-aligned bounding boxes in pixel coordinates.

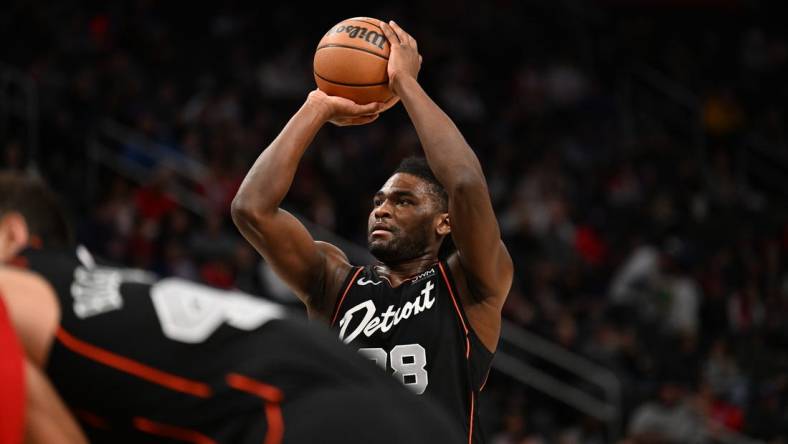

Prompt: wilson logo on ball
[314,17,395,105]
[327,25,387,50]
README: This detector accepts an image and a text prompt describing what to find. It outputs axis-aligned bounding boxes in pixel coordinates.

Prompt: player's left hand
[307,89,383,127]
[379,20,422,95]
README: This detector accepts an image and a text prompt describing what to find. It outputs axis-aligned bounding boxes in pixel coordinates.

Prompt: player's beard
[368,224,431,264]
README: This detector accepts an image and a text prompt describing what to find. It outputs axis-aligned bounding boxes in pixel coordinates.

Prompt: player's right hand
[379,20,422,96]
[307,89,384,127]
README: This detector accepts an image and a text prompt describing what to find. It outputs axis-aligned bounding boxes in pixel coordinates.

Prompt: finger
[326,94,361,108]
[408,35,418,50]
[334,98,380,115]
[352,101,383,115]
[389,20,409,46]
[378,96,400,113]
[354,114,380,125]
[340,114,380,127]
[379,21,399,44]
[330,117,356,127]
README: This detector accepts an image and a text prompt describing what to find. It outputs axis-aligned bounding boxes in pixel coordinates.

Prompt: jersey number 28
[358,344,428,394]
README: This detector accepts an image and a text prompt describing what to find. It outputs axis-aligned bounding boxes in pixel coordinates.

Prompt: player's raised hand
[308,89,384,126]
[379,20,422,95]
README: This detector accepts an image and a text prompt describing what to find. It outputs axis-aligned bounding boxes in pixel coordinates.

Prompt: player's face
[368,174,443,263]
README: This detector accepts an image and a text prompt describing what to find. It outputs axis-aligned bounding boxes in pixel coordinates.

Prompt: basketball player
[232,20,513,444]
[0,171,462,443]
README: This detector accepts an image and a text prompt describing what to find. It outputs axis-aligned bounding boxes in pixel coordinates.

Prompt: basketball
[314,17,394,105]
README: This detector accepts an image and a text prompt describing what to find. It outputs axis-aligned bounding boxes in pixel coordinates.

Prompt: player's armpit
[446,248,511,353]
[230,205,351,313]
[446,181,513,309]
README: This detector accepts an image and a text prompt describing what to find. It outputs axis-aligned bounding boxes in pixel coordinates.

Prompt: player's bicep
[447,185,513,305]
[231,207,329,301]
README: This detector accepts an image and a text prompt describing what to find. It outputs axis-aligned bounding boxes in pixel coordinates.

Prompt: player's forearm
[395,76,486,191]
[24,359,88,444]
[232,100,328,218]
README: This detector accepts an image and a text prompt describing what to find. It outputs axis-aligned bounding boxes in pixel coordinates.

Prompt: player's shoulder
[310,241,357,319]
[0,266,57,297]
[315,241,350,264]
[315,241,356,286]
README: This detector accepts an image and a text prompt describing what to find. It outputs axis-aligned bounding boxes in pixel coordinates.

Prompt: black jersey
[17,246,463,444]
[330,261,494,444]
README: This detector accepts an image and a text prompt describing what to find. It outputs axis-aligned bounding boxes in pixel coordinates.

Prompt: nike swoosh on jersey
[357,278,382,286]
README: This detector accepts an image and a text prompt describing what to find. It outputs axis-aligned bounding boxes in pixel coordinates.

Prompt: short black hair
[393,156,448,212]
[0,172,72,247]
[392,157,455,259]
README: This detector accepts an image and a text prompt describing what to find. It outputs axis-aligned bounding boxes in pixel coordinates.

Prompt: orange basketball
[314,17,394,105]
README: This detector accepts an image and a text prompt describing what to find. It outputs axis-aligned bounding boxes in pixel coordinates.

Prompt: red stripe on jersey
[468,390,475,444]
[438,262,476,442]
[331,267,364,327]
[262,402,284,444]
[479,368,491,392]
[437,261,471,359]
[226,373,284,444]
[56,327,212,398]
[226,373,283,402]
[75,409,110,430]
[133,417,216,444]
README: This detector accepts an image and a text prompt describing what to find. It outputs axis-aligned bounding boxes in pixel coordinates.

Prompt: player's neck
[375,254,438,287]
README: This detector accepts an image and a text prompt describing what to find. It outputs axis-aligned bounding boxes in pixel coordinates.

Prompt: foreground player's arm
[24,359,88,444]
[0,267,59,368]
[0,268,86,444]
[380,21,513,307]
[231,93,382,314]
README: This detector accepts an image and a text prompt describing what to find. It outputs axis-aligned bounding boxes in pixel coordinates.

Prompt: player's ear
[435,213,450,236]
[0,212,30,261]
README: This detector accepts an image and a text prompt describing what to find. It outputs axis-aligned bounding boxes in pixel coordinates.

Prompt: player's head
[367,157,452,263]
[0,172,72,262]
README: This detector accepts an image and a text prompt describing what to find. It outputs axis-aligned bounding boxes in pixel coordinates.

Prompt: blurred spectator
[134,168,178,222]
[728,281,766,334]
[702,338,745,405]
[188,213,237,260]
[627,379,704,444]
[491,410,528,444]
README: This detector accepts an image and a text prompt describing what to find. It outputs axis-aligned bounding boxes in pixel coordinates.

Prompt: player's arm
[231,92,383,314]
[24,358,88,444]
[380,21,513,307]
[0,268,86,444]
[0,267,59,368]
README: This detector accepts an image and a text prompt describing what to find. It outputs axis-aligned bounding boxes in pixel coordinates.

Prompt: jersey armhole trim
[479,368,491,392]
[437,261,471,359]
[330,267,364,327]
[133,417,216,444]
[439,261,497,356]
[467,390,475,444]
